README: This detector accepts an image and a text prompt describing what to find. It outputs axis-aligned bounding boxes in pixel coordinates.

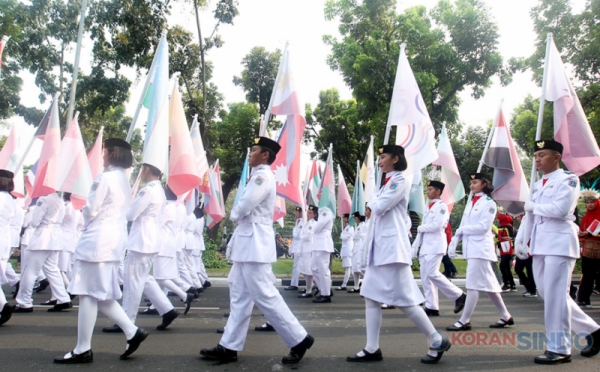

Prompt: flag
[0,126,18,170]
[46,113,93,210]
[142,32,169,174]
[205,161,225,228]
[483,109,529,215]
[433,125,466,213]
[168,82,201,195]
[12,164,24,199]
[317,148,336,215]
[274,196,287,223]
[390,47,438,174]
[24,161,37,207]
[190,115,211,194]
[31,98,61,198]
[87,127,104,180]
[306,160,321,206]
[0,35,10,72]
[337,164,351,217]
[350,161,365,226]
[233,152,249,208]
[269,46,303,116]
[408,171,426,217]
[359,136,376,202]
[545,39,600,176]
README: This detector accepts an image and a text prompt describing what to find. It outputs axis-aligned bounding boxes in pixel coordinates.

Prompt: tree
[323,0,515,137]
[449,125,491,189]
[232,46,282,115]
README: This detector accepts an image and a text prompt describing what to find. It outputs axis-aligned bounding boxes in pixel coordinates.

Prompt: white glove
[447,236,458,258]
[515,240,529,260]
[455,227,463,236]
[411,240,419,260]
[417,225,423,233]
[524,201,535,212]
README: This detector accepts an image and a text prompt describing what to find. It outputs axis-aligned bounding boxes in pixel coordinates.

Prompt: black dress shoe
[157,309,179,330]
[489,317,514,328]
[35,279,50,293]
[120,328,149,359]
[312,296,331,303]
[454,293,466,314]
[284,286,298,291]
[346,348,383,362]
[335,286,347,291]
[0,303,15,326]
[203,281,212,288]
[298,293,313,298]
[255,323,276,332]
[184,293,194,315]
[139,308,159,315]
[534,350,571,364]
[347,288,360,293]
[13,306,33,313]
[430,333,451,352]
[48,301,73,312]
[54,350,93,364]
[216,328,224,334]
[298,288,307,294]
[446,321,471,331]
[424,308,440,316]
[40,299,57,306]
[282,335,314,364]
[581,328,600,357]
[196,287,204,294]
[102,324,123,333]
[200,344,238,362]
[421,351,444,364]
[223,313,230,318]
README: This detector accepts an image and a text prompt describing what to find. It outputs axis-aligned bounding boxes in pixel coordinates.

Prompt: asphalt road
[1,281,600,372]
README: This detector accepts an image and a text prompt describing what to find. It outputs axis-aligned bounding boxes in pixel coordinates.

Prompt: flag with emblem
[350,160,365,226]
[544,38,600,176]
[190,114,211,194]
[87,126,104,180]
[317,146,336,215]
[483,108,529,215]
[305,159,321,206]
[433,125,465,213]
[360,136,376,202]
[46,113,93,210]
[205,161,225,228]
[31,98,61,198]
[337,164,351,217]
[233,151,249,208]
[168,80,202,195]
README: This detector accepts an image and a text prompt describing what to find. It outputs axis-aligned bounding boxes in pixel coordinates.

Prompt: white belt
[238,216,271,226]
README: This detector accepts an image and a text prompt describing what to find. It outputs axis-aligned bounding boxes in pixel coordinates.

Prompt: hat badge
[254,138,260,144]
[537,141,545,148]
[471,175,475,179]
[378,147,383,154]
[427,181,431,186]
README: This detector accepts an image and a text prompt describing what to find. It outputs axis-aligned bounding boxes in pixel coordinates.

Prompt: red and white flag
[205,161,225,228]
[0,126,17,169]
[31,98,61,198]
[483,109,529,215]
[545,39,600,175]
[273,196,287,223]
[433,125,465,213]
[87,127,104,180]
[337,164,351,216]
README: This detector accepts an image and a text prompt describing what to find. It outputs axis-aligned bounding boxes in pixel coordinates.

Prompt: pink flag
[0,36,10,70]
[190,115,211,194]
[205,162,225,228]
[270,47,302,116]
[0,126,17,169]
[433,126,465,213]
[337,164,351,216]
[12,165,24,199]
[273,196,287,222]
[545,39,600,176]
[46,113,93,210]
[168,82,201,195]
[317,148,336,215]
[87,127,104,180]
[31,98,61,198]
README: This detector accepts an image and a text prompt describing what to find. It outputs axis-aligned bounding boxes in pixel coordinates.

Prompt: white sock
[487,292,511,320]
[73,295,97,354]
[353,273,361,289]
[400,305,437,338]
[305,275,313,293]
[365,298,382,353]
[98,299,138,339]
[158,279,187,301]
[342,268,351,287]
[459,290,479,325]
[61,271,70,288]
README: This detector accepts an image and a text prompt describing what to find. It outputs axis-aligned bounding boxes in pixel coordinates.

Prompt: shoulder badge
[488,207,495,214]
[148,182,155,187]
[568,180,577,187]
[308,226,312,230]
[390,182,398,190]
[36,201,43,207]
[440,209,446,215]
[255,176,264,186]
[565,171,573,175]
[322,212,327,217]
[139,190,146,197]
[91,183,99,191]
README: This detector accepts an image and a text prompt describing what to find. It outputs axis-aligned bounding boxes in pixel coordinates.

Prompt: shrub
[202,239,227,269]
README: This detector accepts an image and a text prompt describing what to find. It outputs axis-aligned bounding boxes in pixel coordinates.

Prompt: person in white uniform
[516,140,600,364]
[183,211,204,294]
[54,138,148,364]
[103,163,179,333]
[298,206,317,298]
[284,207,304,291]
[311,204,335,303]
[446,173,513,332]
[15,192,71,313]
[337,214,354,290]
[5,195,23,293]
[347,144,450,364]
[348,209,368,293]
[59,192,79,285]
[201,137,314,364]
[0,169,16,326]
[412,180,466,317]
[192,208,210,288]
[175,202,195,293]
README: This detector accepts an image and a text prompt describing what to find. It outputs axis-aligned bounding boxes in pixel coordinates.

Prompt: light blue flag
[408,170,426,218]
[233,154,249,208]
[350,160,365,226]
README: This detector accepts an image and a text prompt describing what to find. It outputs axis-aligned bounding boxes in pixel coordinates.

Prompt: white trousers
[311,251,331,296]
[17,250,70,307]
[220,262,307,350]
[5,261,20,286]
[176,251,193,289]
[183,250,203,288]
[420,254,463,310]
[195,251,209,283]
[533,255,600,354]
[122,251,173,323]
[290,253,301,287]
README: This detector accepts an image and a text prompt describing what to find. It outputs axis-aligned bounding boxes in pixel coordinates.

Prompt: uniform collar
[386,171,400,178]
[108,165,123,171]
[147,180,161,186]
[254,164,270,171]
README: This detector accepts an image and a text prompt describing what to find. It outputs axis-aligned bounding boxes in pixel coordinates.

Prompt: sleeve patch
[390,182,398,190]
[489,207,495,214]
[568,180,577,187]
[322,212,327,217]
[255,176,264,186]
[440,209,446,215]
[36,201,43,206]
[139,190,146,197]
[91,183,99,191]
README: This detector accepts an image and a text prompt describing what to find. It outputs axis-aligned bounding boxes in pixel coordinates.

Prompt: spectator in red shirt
[497,213,516,292]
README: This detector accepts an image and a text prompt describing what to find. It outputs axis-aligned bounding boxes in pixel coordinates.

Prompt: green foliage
[202,238,227,269]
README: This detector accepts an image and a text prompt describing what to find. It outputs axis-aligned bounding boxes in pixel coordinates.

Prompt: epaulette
[564,171,574,175]
[487,196,493,200]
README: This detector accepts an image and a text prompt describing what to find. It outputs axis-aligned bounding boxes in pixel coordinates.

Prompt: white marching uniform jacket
[126,180,165,254]
[290,218,304,255]
[175,203,187,252]
[184,214,197,250]
[20,206,35,246]
[312,209,334,253]
[457,192,497,261]
[10,200,24,248]
[28,193,65,251]
[340,224,354,257]
[416,199,449,255]
[61,201,80,253]
[74,166,132,263]
[0,191,15,261]
[228,164,277,263]
[194,216,206,252]
[157,201,177,258]
[364,171,412,266]
[517,169,580,258]
[299,219,316,255]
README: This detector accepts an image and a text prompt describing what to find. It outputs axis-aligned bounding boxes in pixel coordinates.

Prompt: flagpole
[66,0,88,129]
[126,29,166,142]
[261,41,289,136]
